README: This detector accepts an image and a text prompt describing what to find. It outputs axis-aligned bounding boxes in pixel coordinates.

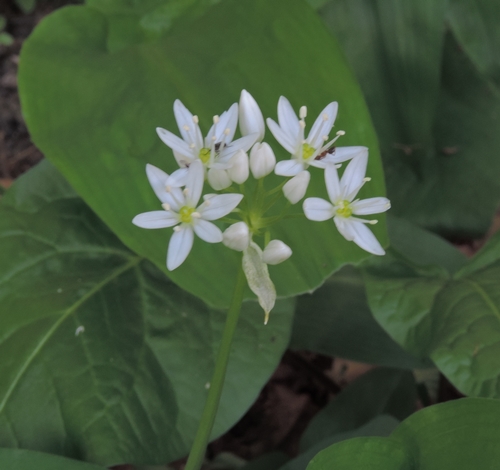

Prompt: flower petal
[167,226,194,270]
[277,96,300,141]
[193,219,223,243]
[199,193,244,220]
[266,118,297,154]
[132,211,179,229]
[334,216,356,241]
[324,163,342,203]
[219,134,258,162]
[173,99,203,149]
[145,164,170,203]
[274,159,304,176]
[307,102,338,149]
[239,90,265,142]
[156,127,192,158]
[340,152,368,200]
[165,167,189,188]
[351,197,391,215]
[325,146,367,164]
[303,197,334,221]
[185,160,204,206]
[207,168,232,190]
[346,219,385,255]
[206,103,238,144]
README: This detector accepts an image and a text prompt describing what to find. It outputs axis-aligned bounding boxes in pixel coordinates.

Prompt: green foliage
[0,161,295,465]
[18,0,387,309]
[306,398,500,470]
[0,449,106,469]
[318,0,500,237]
[15,0,37,14]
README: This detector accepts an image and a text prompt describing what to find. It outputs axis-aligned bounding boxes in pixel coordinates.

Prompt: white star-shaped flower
[303,152,390,255]
[156,100,257,189]
[132,160,243,270]
[267,96,367,176]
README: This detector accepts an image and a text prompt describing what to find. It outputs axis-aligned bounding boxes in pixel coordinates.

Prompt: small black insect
[214,142,226,154]
[315,146,336,160]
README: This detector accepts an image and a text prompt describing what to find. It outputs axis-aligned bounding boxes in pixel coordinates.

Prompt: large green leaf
[318,0,500,236]
[0,161,294,466]
[363,231,500,398]
[0,449,105,470]
[18,0,387,308]
[307,398,500,470]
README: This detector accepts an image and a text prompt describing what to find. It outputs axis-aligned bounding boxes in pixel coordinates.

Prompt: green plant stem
[184,264,247,470]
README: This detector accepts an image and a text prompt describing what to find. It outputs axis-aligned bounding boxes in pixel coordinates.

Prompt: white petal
[165,167,189,188]
[199,193,243,220]
[274,159,305,176]
[193,219,223,243]
[167,226,194,270]
[351,197,391,215]
[223,222,250,251]
[325,163,342,203]
[262,240,292,265]
[325,146,367,164]
[307,102,338,149]
[156,127,192,158]
[343,219,385,255]
[277,96,300,141]
[145,164,170,203]
[185,160,204,206]
[163,186,185,212]
[173,100,203,149]
[283,170,310,204]
[219,134,258,162]
[206,103,238,144]
[334,216,356,241]
[132,211,179,229]
[228,150,249,184]
[303,197,334,221]
[173,150,194,168]
[239,90,265,142]
[207,168,232,190]
[341,152,368,200]
[266,118,297,154]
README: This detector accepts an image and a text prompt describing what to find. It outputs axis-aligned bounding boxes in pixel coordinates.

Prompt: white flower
[262,240,292,265]
[267,96,367,176]
[239,90,265,142]
[223,222,250,251]
[132,161,243,270]
[283,171,310,204]
[249,142,276,179]
[302,152,390,255]
[156,99,258,189]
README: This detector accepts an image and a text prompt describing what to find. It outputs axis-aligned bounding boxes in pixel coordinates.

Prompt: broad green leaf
[307,398,500,470]
[290,265,430,369]
[19,0,387,308]
[14,0,37,14]
[318,1,500,236]
[0,161,295,466]
[300,368,415,452]
[0,448,105,469]
[363,231,500,398]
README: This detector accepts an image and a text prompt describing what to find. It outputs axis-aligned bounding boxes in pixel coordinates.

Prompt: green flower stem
[184,263,247,470]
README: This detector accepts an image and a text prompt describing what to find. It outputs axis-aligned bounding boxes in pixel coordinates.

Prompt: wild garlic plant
[132,90,390,470]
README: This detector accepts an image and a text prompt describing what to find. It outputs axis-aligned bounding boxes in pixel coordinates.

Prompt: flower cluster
[133,91,390,319]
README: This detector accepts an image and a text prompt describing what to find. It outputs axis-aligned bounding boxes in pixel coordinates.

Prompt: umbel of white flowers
[133,90,390,320]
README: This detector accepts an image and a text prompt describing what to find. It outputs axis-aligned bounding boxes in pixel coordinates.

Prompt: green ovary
[179,206,195,223]
[199,148,211,164]
[302,143,316,161]
[336,200,353,218]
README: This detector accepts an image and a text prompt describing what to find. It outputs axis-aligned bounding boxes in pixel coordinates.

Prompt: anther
[322,135,328,141]
[162,203,171,211]
[183,125,190,131]
[213,115,220,124]
[363,177,372,182]
[166,185,172,192]
[336,130,345,136]
[183,188,190,195]
[299,106,307,119]
[224,128,231,135]
[203,199,211,206]
[192,115,199,124]
[189,143,196,149]
[192,212,201,218]
[299,121,306,129]
[322,113,329,121]
[368,220,378,225]
[212,136,217,141]
[173,226,181,232]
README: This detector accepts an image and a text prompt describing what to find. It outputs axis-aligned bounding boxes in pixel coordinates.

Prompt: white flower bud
[223,222,250,251]
[228,150,249,184]
[239,90,265,142]
[207,168,232,190]
[262,240,292,265]
[250,142,276,179]
[283,170,310,204]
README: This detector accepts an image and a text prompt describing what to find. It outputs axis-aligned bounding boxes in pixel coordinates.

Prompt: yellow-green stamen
[336,200,353,218]
[179,206,195,223]
[302,143,316,161]
[199,148,211,164]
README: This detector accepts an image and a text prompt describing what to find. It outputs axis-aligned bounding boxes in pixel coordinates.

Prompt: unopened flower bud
[283,171,310,204]
[262,240,292,265]
[239,90,265,142]
[208,168,232,190]
[228,150,249,184]
[250,142,276,179]
[223,222,250,252]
